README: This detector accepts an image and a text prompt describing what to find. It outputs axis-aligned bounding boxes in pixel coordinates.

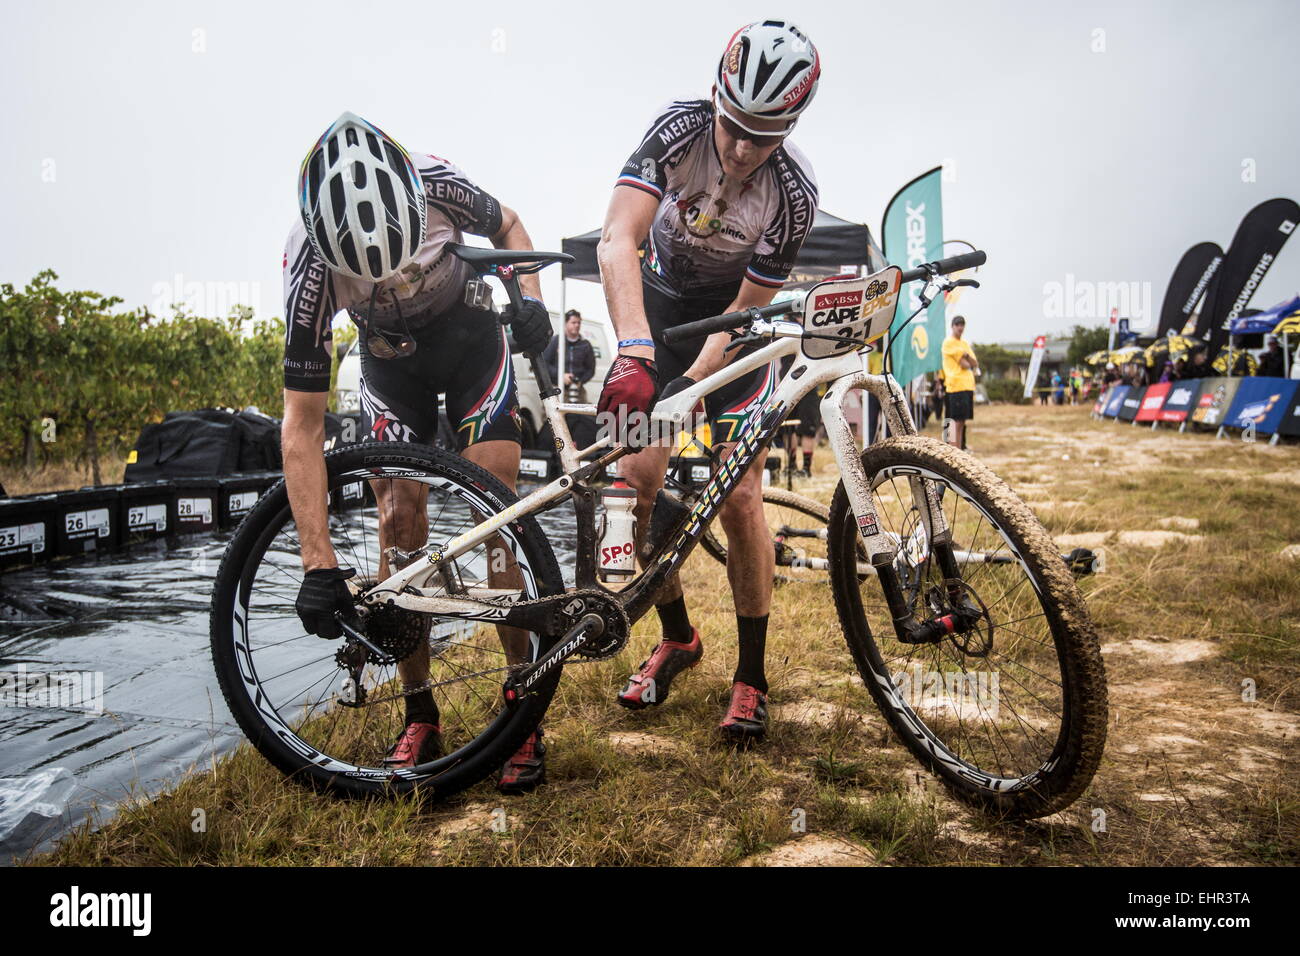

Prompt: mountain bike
[210,244,1108,819]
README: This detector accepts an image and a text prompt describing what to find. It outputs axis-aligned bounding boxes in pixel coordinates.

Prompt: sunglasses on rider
[357,286,417,359]
[714,96,794,148]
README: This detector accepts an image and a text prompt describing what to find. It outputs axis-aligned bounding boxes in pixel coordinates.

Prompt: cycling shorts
[359,300,521,450]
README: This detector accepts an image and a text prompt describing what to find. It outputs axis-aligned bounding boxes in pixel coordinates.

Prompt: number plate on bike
[799,267,901,359]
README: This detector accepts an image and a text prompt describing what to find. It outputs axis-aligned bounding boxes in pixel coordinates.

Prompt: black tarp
[560,209,885,284]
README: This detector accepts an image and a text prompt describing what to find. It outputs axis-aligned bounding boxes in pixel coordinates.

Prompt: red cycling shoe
[381,720,444,769]
[497,729,546,794]
[617,629,704,709]
[719,682,768,744]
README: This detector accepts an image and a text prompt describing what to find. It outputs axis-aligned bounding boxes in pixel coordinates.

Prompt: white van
[333,310,615,450]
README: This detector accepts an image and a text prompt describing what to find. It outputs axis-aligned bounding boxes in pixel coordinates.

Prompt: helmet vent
[386,227,403,268]
[365,132,382,160]
[345,128,359,148]
[358,201,375,233]
[327,136,339,166]
[375,168,398,221]
[329,174,347,226]
[352,161,367,189]
[366,245,383,278]
[340,234,361,276]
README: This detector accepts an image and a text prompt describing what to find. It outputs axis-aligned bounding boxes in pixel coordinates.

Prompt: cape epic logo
[808,288,863,328]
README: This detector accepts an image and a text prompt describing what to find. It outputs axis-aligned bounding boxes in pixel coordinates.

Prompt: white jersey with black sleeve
[615,98,819,299]
[282,153,504,392]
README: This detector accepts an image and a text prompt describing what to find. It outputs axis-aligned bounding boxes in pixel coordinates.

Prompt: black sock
[405,689,440,726]
[802,452,813,472]
[733,614,769,694]
[656,595,693,644]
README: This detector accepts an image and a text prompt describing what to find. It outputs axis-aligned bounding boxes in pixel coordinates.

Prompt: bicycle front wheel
[827,436,1107,819]
[210,441,565,800]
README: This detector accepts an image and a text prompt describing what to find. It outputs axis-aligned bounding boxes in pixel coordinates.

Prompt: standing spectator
[1183,346,1210,379]
[941,315,979,449]
[542,309,598,453]
[1258,336,1285,377]
[1068,368,1081,404]
[1051,370,1065,405]
[1102,362,1121,387]
[542,309,596,402]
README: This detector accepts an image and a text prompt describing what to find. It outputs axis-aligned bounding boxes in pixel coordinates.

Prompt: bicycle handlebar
[660,250,988,344]
[660,300,796,345]
[899,250,986,283]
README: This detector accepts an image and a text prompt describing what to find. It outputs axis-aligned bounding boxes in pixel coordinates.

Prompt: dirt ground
[28,402,1300,867]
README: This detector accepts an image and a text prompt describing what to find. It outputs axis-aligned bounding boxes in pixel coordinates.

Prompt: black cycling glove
[501,296,553,355]
[295,566,357,640]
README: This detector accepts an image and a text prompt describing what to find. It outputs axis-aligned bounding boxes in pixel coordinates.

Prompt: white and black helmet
[298,112,427,282]
[716,20,821,127]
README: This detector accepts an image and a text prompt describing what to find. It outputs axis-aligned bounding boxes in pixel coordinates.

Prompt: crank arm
[504,613,606,698]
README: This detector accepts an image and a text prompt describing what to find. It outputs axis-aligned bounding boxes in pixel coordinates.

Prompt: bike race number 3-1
[800,267,902,360]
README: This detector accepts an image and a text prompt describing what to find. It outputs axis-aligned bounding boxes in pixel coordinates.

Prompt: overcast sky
[3,0,1297,343]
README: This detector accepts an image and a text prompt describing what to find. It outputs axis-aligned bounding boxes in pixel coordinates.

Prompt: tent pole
[556,278,566,396]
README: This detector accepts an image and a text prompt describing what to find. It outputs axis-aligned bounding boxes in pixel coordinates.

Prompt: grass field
[23,403,1300,866]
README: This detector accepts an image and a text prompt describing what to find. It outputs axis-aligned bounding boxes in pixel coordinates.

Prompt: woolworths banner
[883,167,944,386]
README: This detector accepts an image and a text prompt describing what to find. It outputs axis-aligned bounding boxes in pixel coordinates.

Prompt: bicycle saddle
[447,242,574,272]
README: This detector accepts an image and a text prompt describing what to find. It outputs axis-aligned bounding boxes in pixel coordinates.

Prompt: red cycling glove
[597,355,658,448]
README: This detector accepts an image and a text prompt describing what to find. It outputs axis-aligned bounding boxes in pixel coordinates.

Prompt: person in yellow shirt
[941,315,979,449]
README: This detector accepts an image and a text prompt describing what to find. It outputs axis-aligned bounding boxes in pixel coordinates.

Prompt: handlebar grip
[660,300,794,345]
[900,250,987,283]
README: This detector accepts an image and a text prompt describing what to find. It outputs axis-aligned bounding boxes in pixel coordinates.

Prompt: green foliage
[1,272,285,472]
[969,342,1030,379]
[983,377,1028,404]
[1066,324,1110,367]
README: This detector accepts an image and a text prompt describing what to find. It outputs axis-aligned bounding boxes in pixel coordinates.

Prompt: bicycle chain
[336,588,630,707]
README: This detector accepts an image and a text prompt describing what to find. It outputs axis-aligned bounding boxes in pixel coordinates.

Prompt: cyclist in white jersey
[284,112,554,792]
[594,20,821,742]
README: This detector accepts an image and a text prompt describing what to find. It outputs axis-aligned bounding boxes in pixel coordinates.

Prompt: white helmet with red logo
[715,20,820,128]
[298,112,427,282]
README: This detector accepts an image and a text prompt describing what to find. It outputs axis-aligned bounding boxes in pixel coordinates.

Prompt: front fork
[821,365,978,645]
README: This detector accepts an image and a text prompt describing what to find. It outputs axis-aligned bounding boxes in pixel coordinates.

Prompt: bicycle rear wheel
[827,436,1107,819]
[210,441,564,800]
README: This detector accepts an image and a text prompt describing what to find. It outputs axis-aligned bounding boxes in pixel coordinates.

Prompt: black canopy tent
[558,209,885,285]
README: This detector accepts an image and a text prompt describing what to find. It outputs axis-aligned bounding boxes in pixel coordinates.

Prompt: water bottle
[598,481,638,581]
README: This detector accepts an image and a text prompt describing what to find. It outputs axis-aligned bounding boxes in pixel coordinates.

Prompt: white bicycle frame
[370,308,953,615]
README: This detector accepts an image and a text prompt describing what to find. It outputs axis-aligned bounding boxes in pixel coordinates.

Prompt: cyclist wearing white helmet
[283,111,553,793]
[595,20,821,743]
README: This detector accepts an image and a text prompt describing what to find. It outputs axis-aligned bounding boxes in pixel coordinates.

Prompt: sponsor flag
[1222,377,1299,435]
[1158,242,1224,338]
[1024,335,1047,400]
[1201,198,1300,357]
[882,167,944,386]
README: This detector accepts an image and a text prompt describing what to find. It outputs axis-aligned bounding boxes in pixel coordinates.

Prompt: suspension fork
[823,367,969,643]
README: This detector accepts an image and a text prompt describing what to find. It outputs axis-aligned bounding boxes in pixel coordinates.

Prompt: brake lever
[724,331,766,354]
